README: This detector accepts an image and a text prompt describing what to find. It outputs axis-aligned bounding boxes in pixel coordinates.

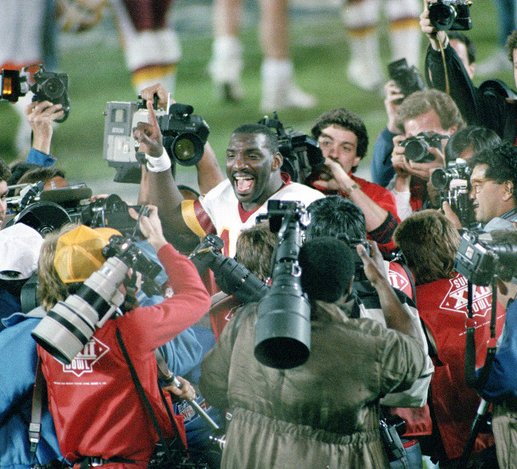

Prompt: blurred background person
[208,0,317,111]
[342,0,422,91]
[108,0,182,95]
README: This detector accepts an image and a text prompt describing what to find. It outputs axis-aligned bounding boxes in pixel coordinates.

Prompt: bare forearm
[196,143,224,194]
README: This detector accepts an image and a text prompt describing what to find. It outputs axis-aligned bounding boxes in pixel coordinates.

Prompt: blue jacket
[479,299,517,401]
[371,128,397,187]
[0,309,64,468]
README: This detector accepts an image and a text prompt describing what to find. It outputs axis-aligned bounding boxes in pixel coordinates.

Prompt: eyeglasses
[470,178,494,194]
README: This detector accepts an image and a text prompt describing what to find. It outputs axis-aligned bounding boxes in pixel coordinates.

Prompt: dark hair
[231,123,280,153]
[298,236,354,302]
[7,161,39,185]
[0,158,12,184]
[506,30,517,63]
[17,167,66,186]
[471,142,517,203]
[306,196,366,241]
[311,108,369,158]
[444,125,501,164]
[448,31,476,64]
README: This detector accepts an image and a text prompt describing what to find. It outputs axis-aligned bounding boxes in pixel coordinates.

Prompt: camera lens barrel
[31,257,129,364]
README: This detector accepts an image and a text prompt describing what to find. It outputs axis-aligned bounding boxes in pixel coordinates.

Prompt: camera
[159,103,210,167]
[428,0,472,31]
[400,132,448,163]
[254,200,311,369]
[454,231,517,286]
[32,235,166,364]
[0,65,70,122]
[7,183,146,239]
[387,58,426,102]
[103,99,209,183]
[258,112,325,184]
[188,234,269,304]
[431,158,475,227]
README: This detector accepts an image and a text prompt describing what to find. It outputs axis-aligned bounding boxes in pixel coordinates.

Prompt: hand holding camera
[132,99,164,158]
[26,101,65,154]
[356,241,387,289]
[128,205,167,252]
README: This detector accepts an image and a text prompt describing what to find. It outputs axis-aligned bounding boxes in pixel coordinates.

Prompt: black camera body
[258,112,324,184]
[102,235,164,297]
[103,99,209,183]
[158,103,210,167]
[428,0,472,31]
[454,231,517,286]
[400,132,447,163]
[0,65,70,122]
[431,158,475,226]
[387,58,426,102]
[254,200,311,369]
[189,234,269,303]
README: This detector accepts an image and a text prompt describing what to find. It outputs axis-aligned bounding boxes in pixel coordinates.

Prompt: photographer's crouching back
[33,205,211,468]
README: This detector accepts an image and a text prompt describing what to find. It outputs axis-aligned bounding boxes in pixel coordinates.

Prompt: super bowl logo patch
[440,275,492,316]
[62,337,109,377]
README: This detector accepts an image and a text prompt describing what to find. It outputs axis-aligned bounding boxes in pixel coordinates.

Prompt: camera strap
[115,329,177,461]
[29,358,45,459]
[464,279,498,390]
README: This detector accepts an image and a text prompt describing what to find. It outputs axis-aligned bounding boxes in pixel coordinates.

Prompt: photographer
[382,89,464,220]
[135,84,323,259]
[469,141,517,231]
[371,31,474,189]
[308,107,400,256]
[435,126,501,229]
[35,206,211,468]
[394,210,506,466]
[200,236,428,468]
[421,2,517,143]
[476,229,517,468]
[0,223,67,468]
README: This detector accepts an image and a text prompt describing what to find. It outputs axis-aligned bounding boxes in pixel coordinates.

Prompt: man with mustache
[135,84,323,259]
[469,142,517,231]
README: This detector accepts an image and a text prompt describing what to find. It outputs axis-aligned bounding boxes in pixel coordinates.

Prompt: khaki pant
[492,402,517,469]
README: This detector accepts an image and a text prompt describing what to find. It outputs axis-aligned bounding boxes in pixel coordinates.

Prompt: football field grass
[0,0,512,196]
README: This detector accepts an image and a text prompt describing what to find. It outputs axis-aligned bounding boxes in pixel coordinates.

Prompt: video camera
[454,230,517,286]
[103,98,210,183]
[387,58,426,103]
[258,112,324,184]
[431,158,475,227]
[254,200,311,369]
[0,65,70,122]
[7,181,145,238]
[32,234,165,364]
[400,132,448,163]
[428,0,472,31]
[189,234,269,303]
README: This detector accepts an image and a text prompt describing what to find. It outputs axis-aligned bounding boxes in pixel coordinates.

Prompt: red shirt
[416,273,505,460]
[39,244,210,466]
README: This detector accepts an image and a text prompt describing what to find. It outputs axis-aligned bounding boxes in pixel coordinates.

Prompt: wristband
[145,149,171,172]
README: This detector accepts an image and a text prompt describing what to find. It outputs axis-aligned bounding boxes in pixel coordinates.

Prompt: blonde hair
[37,223,78,311]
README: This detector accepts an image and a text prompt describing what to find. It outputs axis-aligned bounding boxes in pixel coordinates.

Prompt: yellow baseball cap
[53,225,122,284]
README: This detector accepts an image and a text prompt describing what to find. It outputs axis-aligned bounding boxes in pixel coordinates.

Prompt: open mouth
[233,174,255,195]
